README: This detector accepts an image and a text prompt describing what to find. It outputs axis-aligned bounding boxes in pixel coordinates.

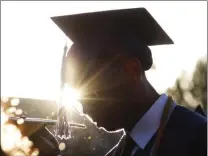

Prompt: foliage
[167,58,207,114]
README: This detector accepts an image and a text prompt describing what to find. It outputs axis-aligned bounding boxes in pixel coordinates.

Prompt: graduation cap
[51,7,174,71]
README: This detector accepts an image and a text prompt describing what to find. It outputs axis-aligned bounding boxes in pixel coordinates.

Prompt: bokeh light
[1,98,39,156]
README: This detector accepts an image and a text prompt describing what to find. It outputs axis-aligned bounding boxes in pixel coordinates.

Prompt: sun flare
[61,85,83,113]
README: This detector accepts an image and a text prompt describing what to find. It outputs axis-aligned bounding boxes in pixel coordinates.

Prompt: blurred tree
[167,58,207,114]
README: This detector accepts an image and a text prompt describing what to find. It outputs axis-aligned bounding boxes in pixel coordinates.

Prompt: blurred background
[1,1,207,156]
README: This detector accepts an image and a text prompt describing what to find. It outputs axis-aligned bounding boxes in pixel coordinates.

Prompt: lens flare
[11,98,20,106]
[15,108,23,116]
[47,85,86,143]
[31,148,39,156]
[6,107,16,114]
[58,142,66,151]
[61,86,82,109]
[17,118,25,125]
[1,96,9,103]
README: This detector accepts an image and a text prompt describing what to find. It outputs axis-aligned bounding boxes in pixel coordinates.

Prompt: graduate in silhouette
[50,8,207,156]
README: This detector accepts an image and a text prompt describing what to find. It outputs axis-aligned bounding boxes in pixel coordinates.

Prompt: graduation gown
[106,105,207,156]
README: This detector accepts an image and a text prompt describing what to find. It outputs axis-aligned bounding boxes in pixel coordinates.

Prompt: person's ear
[124,58,142,83]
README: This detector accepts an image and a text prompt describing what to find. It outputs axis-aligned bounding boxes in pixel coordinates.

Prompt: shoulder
[174,106,208,155]
[166,105,207,141]
[171,105,206,127]
[160,105,207,155]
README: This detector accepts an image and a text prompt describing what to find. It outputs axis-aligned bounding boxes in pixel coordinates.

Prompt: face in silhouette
[65,44,143,131]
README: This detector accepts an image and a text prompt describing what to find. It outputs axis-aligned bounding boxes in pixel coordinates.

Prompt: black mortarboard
[51,8,174,71]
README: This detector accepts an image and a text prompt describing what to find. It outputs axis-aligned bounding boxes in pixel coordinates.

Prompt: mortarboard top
[51,7,174,46]
[51,8,174,71]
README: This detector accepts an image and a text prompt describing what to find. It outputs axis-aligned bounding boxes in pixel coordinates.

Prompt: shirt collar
[129,94,175,149]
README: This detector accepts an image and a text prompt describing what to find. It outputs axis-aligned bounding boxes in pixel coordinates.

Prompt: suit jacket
[106,105,207,156]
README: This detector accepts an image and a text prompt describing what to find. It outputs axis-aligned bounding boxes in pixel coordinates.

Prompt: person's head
[65,37,155,131]
[51,7,174,131]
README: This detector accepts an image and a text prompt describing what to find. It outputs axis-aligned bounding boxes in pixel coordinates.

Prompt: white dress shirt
[130,94,176,156]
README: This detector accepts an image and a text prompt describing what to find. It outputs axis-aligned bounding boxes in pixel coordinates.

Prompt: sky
[1,1,207,100]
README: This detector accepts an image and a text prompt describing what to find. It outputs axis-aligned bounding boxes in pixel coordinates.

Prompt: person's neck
[123,81,160,132]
